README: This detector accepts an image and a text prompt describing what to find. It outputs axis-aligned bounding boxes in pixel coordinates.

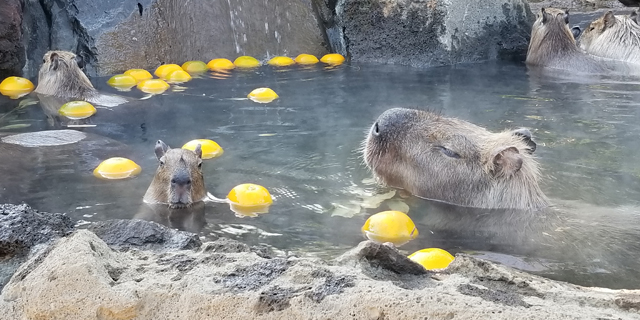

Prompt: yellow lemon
[165,69,192,84]
[247,87,278,103]
[267,56,295,67]
[182,139,224,159]
[294,54,319,65]
[107,74,137,89]
[93,157,142,180]
[408,248,455,270]
[207,58,236,71]
[181,60,208,74]
[154,64,183,79]
[124,69,153,82]
[234,56,261,68]
[58,101,97,119]
[137,79,170,94]
[361,211,418,246]
[320,53,345,65]
[0,76,35,99]
[227,183,273,207]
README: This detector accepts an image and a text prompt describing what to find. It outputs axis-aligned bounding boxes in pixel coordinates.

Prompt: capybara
[363,108,547,209]
[143,140,207,208]
[579,10,640,64]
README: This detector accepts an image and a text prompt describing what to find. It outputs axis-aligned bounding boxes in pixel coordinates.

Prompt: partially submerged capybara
[34,51,128,107]
[579,10,640,64]
[363,108,547,209]
[526,8,606,73]
[143,140,207,208]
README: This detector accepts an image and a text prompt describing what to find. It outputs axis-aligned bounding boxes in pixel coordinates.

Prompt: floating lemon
[294,54,319,65]
[181,60,208,74]
[207,58,235,71]
[165,69,192,84]
[361,211,418,246]
[227,183,273,217]
[320,53,345,65]
[106,74,137,89]
[0,76,35,99]
[154,64,183,79]
[267,56,295,67]
[58,101,97,119]
[124,69,153,83]
[93,157,142,180]
[182,139,224,159]
[408,248,455,270]
[234,56,261,68]
[247,87,278,103]
[137,79,170,94]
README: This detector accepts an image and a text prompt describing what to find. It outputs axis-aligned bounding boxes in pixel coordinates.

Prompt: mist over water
[1,61,640,289]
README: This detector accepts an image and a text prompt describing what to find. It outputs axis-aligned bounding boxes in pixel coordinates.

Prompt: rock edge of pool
[1,203,639,319]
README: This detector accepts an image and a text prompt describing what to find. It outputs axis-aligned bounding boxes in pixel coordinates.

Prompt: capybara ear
[155,140,169,161]
[563,9,570,24]
[513,128,537,154]
[541,8,548,23]
[193,143,202,159]
[571,26,582,39]
[492,147,523,176]
[631,10,638,25]
[75,54,85,69]
[50,52,60,71]
[604,11,616,29]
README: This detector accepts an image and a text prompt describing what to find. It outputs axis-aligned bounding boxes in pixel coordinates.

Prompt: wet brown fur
[526,8,606,73]
[579,10,640,64]
[143,140,206,208]
[34,50,128,107]
[363,108,548,210]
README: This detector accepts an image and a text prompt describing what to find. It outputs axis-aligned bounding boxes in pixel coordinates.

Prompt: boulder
[330,0,535,68]
[0,0,25,78]
[89,219,203,252]
[21,0,330,78]
[2,228,640,319]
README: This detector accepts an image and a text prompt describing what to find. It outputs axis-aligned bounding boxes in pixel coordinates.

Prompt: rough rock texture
[2,229,640,320]
[0,203,73,289]
[20,0,330,78]
[330,0,536,68]
[89,219,203,251]
[0,0,25,79]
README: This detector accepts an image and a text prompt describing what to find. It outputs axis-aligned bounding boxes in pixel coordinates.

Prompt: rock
[336,240,429,275]
[331,0,535,68]
[0,0,25,78]
[89,219,202,251]
[3,230,640,319]
[21,0,330,78]
[0,203,74,289]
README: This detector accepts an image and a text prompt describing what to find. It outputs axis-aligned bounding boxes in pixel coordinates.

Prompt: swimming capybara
[143,140,207,208]
[34,51,128,107]
[579,10,640,64]
[526,8,606,73]
[363,108,548,210]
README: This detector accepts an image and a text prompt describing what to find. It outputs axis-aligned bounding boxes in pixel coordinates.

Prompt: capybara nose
[372,122,380,136]
[171,175,191,187]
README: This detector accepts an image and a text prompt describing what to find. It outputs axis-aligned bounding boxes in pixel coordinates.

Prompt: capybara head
[526,8,578,67]
[579,10,640,64]
[143,140,206,208]
[363,108,548,210]
[34,51,95,99]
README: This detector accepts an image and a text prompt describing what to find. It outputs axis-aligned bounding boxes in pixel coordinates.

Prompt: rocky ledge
[1,204,640,319]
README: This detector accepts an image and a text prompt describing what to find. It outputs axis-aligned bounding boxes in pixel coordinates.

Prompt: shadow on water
[1,61,640,288]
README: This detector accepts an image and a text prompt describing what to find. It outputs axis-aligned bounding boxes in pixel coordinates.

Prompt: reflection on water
[1,61,640,289]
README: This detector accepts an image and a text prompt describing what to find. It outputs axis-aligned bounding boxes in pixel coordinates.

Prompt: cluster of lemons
[106,53,346,102]
[93,139,273,217]
[362,210,455,270]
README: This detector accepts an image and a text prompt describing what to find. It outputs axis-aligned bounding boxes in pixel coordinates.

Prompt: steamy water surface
[2,61,640,289]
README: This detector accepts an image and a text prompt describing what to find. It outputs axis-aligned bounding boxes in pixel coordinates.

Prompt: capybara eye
[197,161,202,169]
[437,146,461,159]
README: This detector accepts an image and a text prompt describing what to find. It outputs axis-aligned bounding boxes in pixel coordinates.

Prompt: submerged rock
[330,0,535,68]
[2,224,640,319]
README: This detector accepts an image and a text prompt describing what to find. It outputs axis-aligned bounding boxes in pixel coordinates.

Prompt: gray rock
[21,0,330,78]
[336,240,429,275]
[0,203,74,290]
[0,0,25,78]
[332,0,535,67]
[88,219,202,251]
